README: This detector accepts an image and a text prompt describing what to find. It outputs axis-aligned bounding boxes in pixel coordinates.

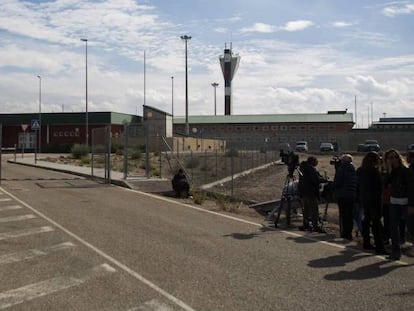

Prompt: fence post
[190,150,193,183]
[123,124,128,179]
[145,124,150,178]
[107,125,111,183]
[215,149,218,181]
[159,137,162,179]
[91,130,94,177]
[204,149,207,184]
[231,151,234,198]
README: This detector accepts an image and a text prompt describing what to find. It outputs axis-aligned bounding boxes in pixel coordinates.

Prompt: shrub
[130,149,142,160]
[192,190,205,205]
[71,144,89,159]
[80,155,90,166]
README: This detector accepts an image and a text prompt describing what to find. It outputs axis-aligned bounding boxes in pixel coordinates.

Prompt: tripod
[270,173,302,228]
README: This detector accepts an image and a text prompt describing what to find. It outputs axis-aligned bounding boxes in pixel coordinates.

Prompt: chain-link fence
[91,126,111,182]
[111,125,281,196]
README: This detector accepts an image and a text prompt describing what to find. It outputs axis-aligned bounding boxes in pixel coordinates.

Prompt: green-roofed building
[0,112,141,151]
[173,111,354,150]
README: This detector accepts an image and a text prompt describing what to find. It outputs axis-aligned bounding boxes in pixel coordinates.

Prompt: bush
[130,149,142,160]
[192,190,205,205]
[71,144,89,159]
[80,155,90,166]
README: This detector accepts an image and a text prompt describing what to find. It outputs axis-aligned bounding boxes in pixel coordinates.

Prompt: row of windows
[185,124,337,132]
[373,125,414,129]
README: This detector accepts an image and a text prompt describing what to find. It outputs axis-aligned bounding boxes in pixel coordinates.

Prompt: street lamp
[80,38,88,146]
[171,76,174,116]
[181,35,191,136]
[211,82,219,116]
[37,75,42,153]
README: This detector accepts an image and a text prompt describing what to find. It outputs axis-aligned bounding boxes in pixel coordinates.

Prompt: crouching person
[172,169,190,198]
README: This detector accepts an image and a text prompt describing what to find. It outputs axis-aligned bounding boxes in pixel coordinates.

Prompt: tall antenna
[144,50,146,109]
[354,95,357,128]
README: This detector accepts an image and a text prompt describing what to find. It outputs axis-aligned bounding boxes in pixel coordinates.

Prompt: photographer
[333,154,357,241]
[298,156,326,233]
[280,150,299,178]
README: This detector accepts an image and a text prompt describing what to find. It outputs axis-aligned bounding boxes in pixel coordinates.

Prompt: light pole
[181,35,191,136]
[171,76,174,116]
[81,38,88,146]
[211,82,219,116]
[37,75,42,153]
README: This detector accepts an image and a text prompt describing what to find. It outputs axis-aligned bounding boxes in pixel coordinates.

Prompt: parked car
[357,139,380,152]
[320,142,334,152]
[407,144,414,152]
[295,141,308,152]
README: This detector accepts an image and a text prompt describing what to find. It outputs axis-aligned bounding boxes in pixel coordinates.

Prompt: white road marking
[0,205,22,212]
[0,214,36,223]
[0,263,116,310]
[0,226,54,241]
[0,242,75,265]
[128,299,175,311]
[0,198,11,202]
[0,188,197,311]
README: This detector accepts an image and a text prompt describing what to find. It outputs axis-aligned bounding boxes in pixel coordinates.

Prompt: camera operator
[280,149,299,178]
[298,156,326,233]
[333,154,357,241]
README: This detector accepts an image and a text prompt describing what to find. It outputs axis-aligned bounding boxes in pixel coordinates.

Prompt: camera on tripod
[280,149,299,177]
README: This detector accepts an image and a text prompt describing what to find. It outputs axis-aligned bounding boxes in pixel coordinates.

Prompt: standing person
[381,157,392,245]
[298,156,326,233]
[357,152,387,254]
[334,154,357,241]
[405,151,414,255]
[384,149,410,260]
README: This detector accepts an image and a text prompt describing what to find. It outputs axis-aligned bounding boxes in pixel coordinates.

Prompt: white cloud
[382,3,414,17]
[332,21,354,28]
[240,23,276,33]
[283,20,314,32]
[347,75,394,96]
[240,20,314,33]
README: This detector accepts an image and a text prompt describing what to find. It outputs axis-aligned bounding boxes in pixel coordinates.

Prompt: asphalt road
[0,157,413,310]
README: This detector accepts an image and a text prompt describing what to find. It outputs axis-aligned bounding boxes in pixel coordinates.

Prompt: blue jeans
[389,204,408,251]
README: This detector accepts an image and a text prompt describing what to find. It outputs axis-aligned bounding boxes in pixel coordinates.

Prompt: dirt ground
[202,153,364,236]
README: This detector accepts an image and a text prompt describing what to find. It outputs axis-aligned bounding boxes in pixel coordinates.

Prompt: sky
[0,0,413,128]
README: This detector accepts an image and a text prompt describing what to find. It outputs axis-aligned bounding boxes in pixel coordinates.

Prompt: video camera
[280,149,299,177]
[329,156,341,170]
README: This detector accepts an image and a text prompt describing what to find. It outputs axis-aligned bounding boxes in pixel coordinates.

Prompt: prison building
[173,111,354,150]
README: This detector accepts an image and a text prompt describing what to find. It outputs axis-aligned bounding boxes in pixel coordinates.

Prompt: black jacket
[298,161,321,197]
[334,162,357,199]
[389,166,410,199]
[409,164,414,206]
[356,166,382,205]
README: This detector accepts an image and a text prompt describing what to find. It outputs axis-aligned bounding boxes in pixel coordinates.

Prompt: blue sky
[0,0,413,127]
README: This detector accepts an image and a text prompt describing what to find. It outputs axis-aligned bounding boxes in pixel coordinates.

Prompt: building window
[271,125,278,130]
[280,125,287,131]
[262,126,269,131]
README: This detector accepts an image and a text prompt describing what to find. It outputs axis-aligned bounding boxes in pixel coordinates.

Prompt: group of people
[298,149,414,260]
